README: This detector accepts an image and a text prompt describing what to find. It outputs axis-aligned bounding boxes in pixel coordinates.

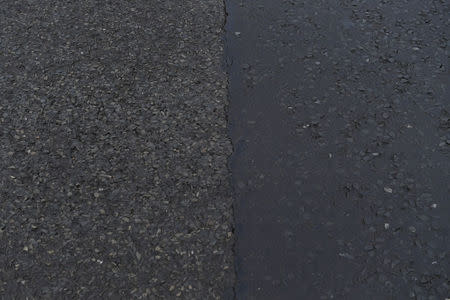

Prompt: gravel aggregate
[1,0,233,298]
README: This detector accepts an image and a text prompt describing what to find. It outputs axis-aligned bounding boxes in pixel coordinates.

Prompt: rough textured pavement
[227,0,449,299]
[0,0,233,298]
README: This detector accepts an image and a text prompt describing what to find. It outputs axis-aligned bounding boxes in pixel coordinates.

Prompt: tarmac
[1,0,449,299]
[0,0,233,298]
[227,0,449,299]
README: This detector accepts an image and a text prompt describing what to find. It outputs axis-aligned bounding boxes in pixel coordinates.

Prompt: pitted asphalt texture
[0,0,234,298]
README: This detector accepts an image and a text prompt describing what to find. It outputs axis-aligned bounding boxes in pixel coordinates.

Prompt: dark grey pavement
[226,0,449,299]
[1,0,449,299]
[1,0,233,298]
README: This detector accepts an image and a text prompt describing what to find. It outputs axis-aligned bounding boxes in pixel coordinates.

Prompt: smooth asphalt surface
[1,0,233,298]
[227,0,449,299]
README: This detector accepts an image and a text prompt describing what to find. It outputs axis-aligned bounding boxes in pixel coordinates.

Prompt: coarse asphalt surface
[1,0,234,298]
[226,0,449,299]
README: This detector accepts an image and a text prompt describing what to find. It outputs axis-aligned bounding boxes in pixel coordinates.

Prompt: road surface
[0,0,233,298]
[226,0,449,299]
